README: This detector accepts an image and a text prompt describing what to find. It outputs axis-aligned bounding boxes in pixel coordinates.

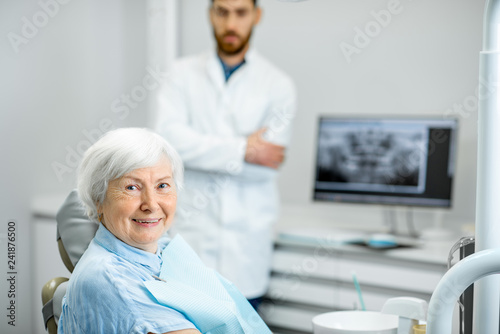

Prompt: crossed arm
[244,127,285,169]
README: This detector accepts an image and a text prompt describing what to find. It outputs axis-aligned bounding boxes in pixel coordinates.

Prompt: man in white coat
[155,0,297,308]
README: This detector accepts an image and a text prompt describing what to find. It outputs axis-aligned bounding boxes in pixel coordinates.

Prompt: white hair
[77,127,184,222]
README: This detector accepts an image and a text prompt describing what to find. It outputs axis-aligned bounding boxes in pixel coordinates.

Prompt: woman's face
[98,157,177,253]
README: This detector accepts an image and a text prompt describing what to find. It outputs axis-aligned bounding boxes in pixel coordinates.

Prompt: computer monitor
[313,116,457,208]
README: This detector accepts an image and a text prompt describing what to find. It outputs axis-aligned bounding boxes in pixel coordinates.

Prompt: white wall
[1,0,150,332]
[179,0,483,232]
[3,0,150,196]
[0,0,485,331]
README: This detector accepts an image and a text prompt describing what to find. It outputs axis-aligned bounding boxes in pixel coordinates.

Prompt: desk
[31,193,70,334]
[261,228,457,334]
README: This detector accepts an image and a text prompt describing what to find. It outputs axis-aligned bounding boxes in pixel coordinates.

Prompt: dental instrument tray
[278,228,423,250]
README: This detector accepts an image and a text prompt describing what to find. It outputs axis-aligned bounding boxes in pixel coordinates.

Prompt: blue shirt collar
[218,55,246,82]
[93,223,167,274]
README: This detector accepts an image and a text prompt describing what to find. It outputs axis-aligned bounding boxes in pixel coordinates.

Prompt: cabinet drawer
[260,303,319,333]
[337,257,444,294]
[267,274,432,311]
[271,248,445,294]
[267,275,339,308]
[272,248,338,280]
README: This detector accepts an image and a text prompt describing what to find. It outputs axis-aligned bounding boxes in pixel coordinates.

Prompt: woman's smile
[132,218,162,226]
[98,157,177,253]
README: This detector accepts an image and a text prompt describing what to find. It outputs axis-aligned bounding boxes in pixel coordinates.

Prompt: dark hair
[211,0,257,5]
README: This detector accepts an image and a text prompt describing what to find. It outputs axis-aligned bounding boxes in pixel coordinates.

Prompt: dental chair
[41,190,98,333]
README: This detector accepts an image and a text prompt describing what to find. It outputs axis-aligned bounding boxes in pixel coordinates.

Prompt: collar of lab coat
[206,48,257,91]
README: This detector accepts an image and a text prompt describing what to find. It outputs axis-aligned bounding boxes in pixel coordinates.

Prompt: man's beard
[213,29,253,56]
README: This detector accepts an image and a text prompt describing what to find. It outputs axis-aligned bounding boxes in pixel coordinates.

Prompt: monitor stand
[420,210,455,241]
[382,207,455,240]
[382,206,420,238]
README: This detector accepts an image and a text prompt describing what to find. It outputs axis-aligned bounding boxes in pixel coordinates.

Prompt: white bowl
[312,311,398,334]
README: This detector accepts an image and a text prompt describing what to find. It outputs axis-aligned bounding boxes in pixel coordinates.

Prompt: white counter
[262,227,461,334]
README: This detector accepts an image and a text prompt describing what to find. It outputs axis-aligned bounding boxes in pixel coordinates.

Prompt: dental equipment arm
[426,248,500,334]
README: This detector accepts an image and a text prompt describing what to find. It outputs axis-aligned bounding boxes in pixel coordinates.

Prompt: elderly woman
[58,128,270,334]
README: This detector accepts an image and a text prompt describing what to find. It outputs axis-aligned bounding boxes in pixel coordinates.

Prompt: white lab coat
[155,49,297,298]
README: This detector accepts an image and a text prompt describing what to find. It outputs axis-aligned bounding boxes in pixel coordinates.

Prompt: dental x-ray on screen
[313,117,457,207]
